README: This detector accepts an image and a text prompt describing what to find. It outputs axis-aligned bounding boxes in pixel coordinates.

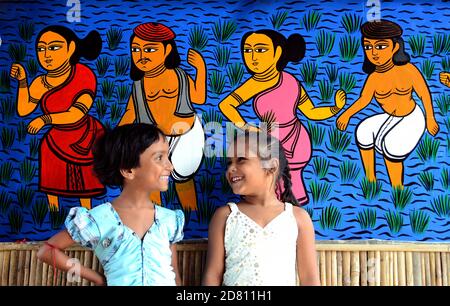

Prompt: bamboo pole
[380,251,388,286]
[331,250,337,286]
[421,253,426,286]
[442,253,448,286]
[320,251,326,286]
[336,251,342,286]
[23,250,31,286]
[406,252,414,286]
[194,249,202,286]
[412,252,421,286]
[343,251,351,286]
[398,251,406,286]
[360,251,367,286]
[435,251,442,286]
[9,250,18,285]
[388,251,393,286]
[430,252,436,286]
[351,252,360,286]
[393,252,398,286]
[326,251,332,286]
[29,250,37,286]
[367,251,375,286]
[2,250,10,286]
[182,250,190,286]
[42,261,48,286]
[16,250,24,285]
[35,254,43,286]
[424,252,431,286]
[375,251,381,286]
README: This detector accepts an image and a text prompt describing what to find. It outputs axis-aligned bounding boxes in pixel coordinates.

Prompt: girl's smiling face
[125,136,173,192]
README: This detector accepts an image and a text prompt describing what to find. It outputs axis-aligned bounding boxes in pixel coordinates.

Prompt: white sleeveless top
[222,202,298,286]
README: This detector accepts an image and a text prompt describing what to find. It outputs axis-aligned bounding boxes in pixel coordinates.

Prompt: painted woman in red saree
[10,26,105,210]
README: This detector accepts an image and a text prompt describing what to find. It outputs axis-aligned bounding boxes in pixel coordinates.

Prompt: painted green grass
[109,102,123,124]
[101,79,115,100]
[209,70,226,95]
[339,72,357,93]
[431,195,450,218]
[390,187,412,210]
[418,171,434,191]
[26,58,39,78]
[17,121,27,142]
[188,25,209,51]
[340,13,362,34]
[212,19,237,43]
[1,97,15,122]
[197,199,216,225]
[270,10,289,30]
[318,79,334,102]
[319,205,342,230]
[114,56,129,77]
[312,157,330,179]
[29,138,39,158]
[445,117,450,132]
[116,84,130,103]
[385,210,403,234]
[305,207,314,219]
[315,30,335,57]
[339,35,359,62]
[301,10,321,32]
[420,59,435,80]
[447,136,450,156]
[9,207,23,234]
[408,35,426,57]
[307,122,326,147]
[95,98,107,120]
[0,162,14,186]
[204,154,217,170]
[442,57,450,72]
[432,33,450,55]
[260,110,277,134]
[0,190,12,214]
[299,60,318,88]
[95,56,111,77]
[17,185,34,208]
[327,128,351,153]
[325,64,339,84]
[416,135,440,162]
[202,108,223,125]
[309,180,332,203]
[435,93,450,115]
[441,168,450,190]
[31,198,48,227]
[0,70,11,93]
[409,210,430,234]
[360,178,383,201]
[357,208,377,229]
[50,206,68,230]
[106,27,123,51]
[213,46,231,68]
[8,43,27,62]
[1,127,16,150]
[19,159,36,183]
[339,160,360,183]
[220,174,233,195]
[18,21,34,42]
[226,63,245,88]
[200,174,216,196]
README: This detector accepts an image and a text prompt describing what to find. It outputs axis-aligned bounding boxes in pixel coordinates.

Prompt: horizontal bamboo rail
[0,239,449,286]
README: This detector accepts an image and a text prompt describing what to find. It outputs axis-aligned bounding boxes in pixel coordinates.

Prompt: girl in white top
[203,130,320,286]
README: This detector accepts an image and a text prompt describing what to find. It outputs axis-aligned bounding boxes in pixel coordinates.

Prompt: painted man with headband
[119,22,206,210]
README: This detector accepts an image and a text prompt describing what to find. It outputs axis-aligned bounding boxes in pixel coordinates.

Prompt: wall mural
[0,0,449,242]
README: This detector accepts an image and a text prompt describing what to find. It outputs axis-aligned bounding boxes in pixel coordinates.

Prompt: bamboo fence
[0,239,449,286]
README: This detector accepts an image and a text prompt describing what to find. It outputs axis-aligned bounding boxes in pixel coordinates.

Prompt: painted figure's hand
[10,63,27,81]
[439,72,450,88]
[27,117,46,134]
[427,117,439,136]
[334,89,347,110]
[187,49,206,71]
[336,113,350,131]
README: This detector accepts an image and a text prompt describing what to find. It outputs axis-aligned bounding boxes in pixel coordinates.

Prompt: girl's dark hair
[240,29,306,74]
[360,20,410,74]
[130,34,180,81]
[93,123,165,187]
[232,130,299,206]
[36,26,102,65]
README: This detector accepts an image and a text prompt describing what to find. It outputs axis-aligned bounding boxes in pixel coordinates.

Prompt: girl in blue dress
[37,123,184,286]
